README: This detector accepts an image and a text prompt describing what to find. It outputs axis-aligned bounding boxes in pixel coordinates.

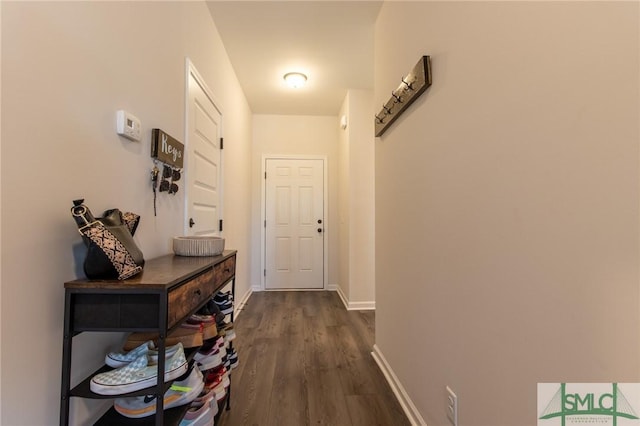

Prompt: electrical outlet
[446,386,458,426]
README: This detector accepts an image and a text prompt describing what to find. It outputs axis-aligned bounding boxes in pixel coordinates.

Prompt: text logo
[538,383,640,426]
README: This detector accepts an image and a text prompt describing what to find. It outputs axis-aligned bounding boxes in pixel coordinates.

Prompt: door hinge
[264,269,266,277]
[220,137,224,149]
[219,219,223,232]
[264,172,267,179]
[264,220,266,228]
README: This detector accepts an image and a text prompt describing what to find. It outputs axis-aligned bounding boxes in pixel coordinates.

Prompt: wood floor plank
[224,338,279,426]
[305,367,352,425]
[265,344,309,426]
[302,316,339,371]
[346,393,410,426]
[218,291,410,426]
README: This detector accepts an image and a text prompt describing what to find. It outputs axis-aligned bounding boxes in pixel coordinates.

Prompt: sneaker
[213,292,233,304]
[114,364,204,418]
[227,348,238,370]
[105,341,154,368]
[198,335,223,351]
[205,300,227,325]
[208,335,224,351]
[124,323,204,351]
[179,400,214,426]
[194,345,223,371]
[203,368,228,401]
[188,313,215,323]
[219,325,236,343]
[193,388,218,417]
[217,321,234,333]
[215,301,233,315]
[105,341,181,368]
[90,343,188,395]
[186,315,218,341]
[210,365,230,389]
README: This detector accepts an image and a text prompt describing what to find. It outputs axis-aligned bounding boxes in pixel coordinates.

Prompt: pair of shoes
[213,291,233,304]
[227,347,238,370]
[194,342,223,371]
[114,363,204,418]
[179,400,215,426]
[186,314,218,340]
[201,300,226,325]
[214,300,233,315]
[105,341,181,368]
[221,347,238,371]
[217,322,236,343]
[179,387,219,425]
[203,365,229,401]
[124,322,205,351]
[213,292,233,315]
[194,387,219,416]
[91,343,188,395]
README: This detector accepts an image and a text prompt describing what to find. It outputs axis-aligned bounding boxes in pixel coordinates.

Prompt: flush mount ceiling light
[283,72,307,89]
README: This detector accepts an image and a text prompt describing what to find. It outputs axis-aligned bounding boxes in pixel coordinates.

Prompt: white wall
[1,2,252,424]
[346,90,375,306]
[338,90,376,308]
[0,2,4,420]
[251,114,339,290]
[338,96,351,300]
[374,2,639,425]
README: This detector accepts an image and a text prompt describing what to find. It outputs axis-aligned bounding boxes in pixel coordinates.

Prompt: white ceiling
[206,1,382,116]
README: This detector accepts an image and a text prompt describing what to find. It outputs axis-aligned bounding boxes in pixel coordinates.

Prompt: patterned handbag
[71,199,144,280]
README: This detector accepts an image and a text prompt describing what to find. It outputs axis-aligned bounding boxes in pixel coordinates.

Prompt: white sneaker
[91,343,188,395]
[114,364,204,418]
[194,346,223,371]
[193,388,219,417]
[105,341,180,368]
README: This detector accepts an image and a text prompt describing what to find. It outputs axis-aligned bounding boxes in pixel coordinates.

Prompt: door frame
[261,155,328,291]
[184,58,224,236]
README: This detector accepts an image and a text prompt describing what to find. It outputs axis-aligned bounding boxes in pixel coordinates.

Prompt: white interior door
[265,158,324,289]
[186,64,222,236]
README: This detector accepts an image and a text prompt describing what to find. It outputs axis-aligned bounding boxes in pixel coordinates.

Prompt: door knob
[317,228,323,233]
[317,219,322,224]
[189,218,195,228]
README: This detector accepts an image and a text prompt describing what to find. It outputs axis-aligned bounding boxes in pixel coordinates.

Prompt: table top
[65,250,236,290]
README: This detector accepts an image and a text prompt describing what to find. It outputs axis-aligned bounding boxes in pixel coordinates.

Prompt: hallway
[219,291,409,426]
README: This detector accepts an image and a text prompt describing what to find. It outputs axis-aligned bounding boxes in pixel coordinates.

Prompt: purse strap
[71,200,142,280]
[79,221,142,280]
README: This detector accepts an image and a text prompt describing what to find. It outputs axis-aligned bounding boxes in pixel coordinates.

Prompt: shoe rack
[60,250,237,426]
[212,277,236,420]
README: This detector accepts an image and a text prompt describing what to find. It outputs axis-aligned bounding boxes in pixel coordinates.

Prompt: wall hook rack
[392,92,403,104]
[375,56,432,137]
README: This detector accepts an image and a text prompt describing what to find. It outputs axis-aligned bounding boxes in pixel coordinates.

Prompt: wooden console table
[60,250,237,426]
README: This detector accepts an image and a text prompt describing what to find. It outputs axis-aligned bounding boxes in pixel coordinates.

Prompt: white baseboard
[371,344,427,426]
[249,283,374,310]
[333,285,349,308]
[233,287,253,320]
[347,300,375,310]
[332,285,375,311]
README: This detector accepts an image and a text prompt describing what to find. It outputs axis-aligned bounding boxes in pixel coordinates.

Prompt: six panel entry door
[186,65,222,236]
[265,158,324,289]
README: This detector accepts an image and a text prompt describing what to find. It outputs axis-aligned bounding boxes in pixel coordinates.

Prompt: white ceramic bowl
[172,236,225,257]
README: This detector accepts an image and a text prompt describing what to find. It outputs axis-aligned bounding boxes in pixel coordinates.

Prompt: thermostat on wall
[116,110,141,142]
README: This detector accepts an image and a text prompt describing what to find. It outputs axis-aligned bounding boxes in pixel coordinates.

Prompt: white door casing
[185,60,222,236]
[264,158,325,289]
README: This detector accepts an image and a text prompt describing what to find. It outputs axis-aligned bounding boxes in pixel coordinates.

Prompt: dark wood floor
[218,291,410,426]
